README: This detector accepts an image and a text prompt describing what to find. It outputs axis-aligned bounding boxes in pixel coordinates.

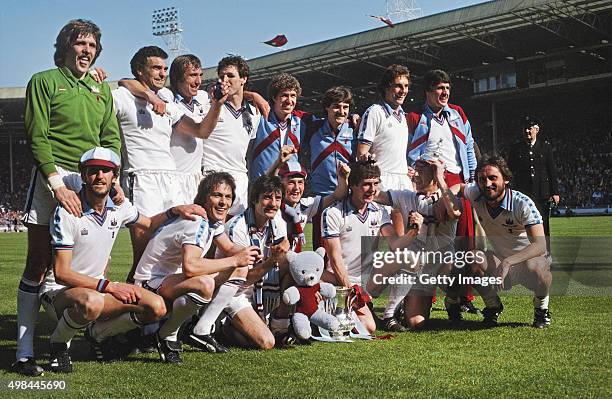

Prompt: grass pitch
[0,216,611,398]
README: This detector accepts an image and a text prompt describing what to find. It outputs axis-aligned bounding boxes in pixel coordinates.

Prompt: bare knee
[193,275,215,300]
[76,291,105,321]
[24,227,52,280]
[407,315,427,329]
[142,294,167,321]
[255,330,275,350]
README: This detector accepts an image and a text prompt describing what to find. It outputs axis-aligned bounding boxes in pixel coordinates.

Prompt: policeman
[506,117,559,253]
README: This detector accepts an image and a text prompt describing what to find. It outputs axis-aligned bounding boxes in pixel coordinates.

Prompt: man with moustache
[199,176,287,350]
[16,19,121,376]
[450,154,552,328]
[42,147,203,372]
[357,64,414,329]
[407,69,479,318]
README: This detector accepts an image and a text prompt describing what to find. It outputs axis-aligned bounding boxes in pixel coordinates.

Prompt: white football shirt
[322,198,392,283]
[464,183,543,259]
[201,101,260,174]
[113,86,184,172]
[134,216,225,282]
[358,101,409,175]
[44,194,139,292]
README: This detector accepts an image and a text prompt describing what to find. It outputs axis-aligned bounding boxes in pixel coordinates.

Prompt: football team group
[12,19,555,376]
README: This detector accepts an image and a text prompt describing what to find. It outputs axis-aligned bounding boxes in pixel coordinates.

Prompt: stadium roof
[200,0,612,110]
[1,0,611,133]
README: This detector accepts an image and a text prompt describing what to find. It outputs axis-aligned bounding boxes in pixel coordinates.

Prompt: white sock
[91,312,141,342]
[192,279,243,336]
[50,309,89,344]
[158,294,207,341]
[16,278,42,360]
[533,295,549,310]
[383,284,409,319]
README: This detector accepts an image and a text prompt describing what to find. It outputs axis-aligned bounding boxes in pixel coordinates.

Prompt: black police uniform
[506,138,558,239]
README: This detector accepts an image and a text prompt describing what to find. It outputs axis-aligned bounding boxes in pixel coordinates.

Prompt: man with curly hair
[248,73,317,182]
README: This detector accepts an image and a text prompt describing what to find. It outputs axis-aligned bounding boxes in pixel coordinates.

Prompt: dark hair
[194,171,236,206]
[217,55,250,81]
[377,64,410,97]
[423,69,451,92]
[54,19,102,67]
[170,54,201,93]
[348,160,381,187]
[249,175,283,208]
[267,73,302,102]
[476,153,513,183]
[322,86,354,110]
[130,46,168,78]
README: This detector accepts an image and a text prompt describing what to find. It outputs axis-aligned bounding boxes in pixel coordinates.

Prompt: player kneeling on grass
[41,148,206,373]
[132,172,260,364]
[374,157,461,330]
[450,153,552,328]
[321,159,423,334]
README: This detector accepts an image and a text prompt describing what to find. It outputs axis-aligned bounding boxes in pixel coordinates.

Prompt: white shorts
[135,276,167,294]
[175,172,204,204]
[39,288,65,321]
[380,172,413,192]
[486,252,549,292]
[204,169,248,216]
[224,291,253,318]
[123,170,182,217]
[22,166,81,226]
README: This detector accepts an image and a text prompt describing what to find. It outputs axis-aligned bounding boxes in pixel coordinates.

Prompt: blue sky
[0,0,486,87]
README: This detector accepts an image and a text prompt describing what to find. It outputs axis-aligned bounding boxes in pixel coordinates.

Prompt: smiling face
[477,165,508,203]
[63,34,98,79]
[426,82,450,112]
[254,190,283,222]
[282,176,305,206]
[83,166,115,199]
[325,101,350,131]
[350,177,380,209]
[273,89,298,121]
[204,182,233,222]
[138,56,168,92]
[177,64,202,99]
[384,75,409,108]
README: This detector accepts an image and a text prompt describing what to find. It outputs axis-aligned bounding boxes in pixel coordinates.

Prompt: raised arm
[118,78,167,116]
[430,159,462,220]
[266,145,297,177]
[173,83,230,139]
[321,162,351,209]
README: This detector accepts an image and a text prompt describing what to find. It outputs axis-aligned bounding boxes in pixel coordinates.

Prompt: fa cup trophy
[330,286,355,341]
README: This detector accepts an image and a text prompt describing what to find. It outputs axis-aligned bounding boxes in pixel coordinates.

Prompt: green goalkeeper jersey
[24,66,121,176]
